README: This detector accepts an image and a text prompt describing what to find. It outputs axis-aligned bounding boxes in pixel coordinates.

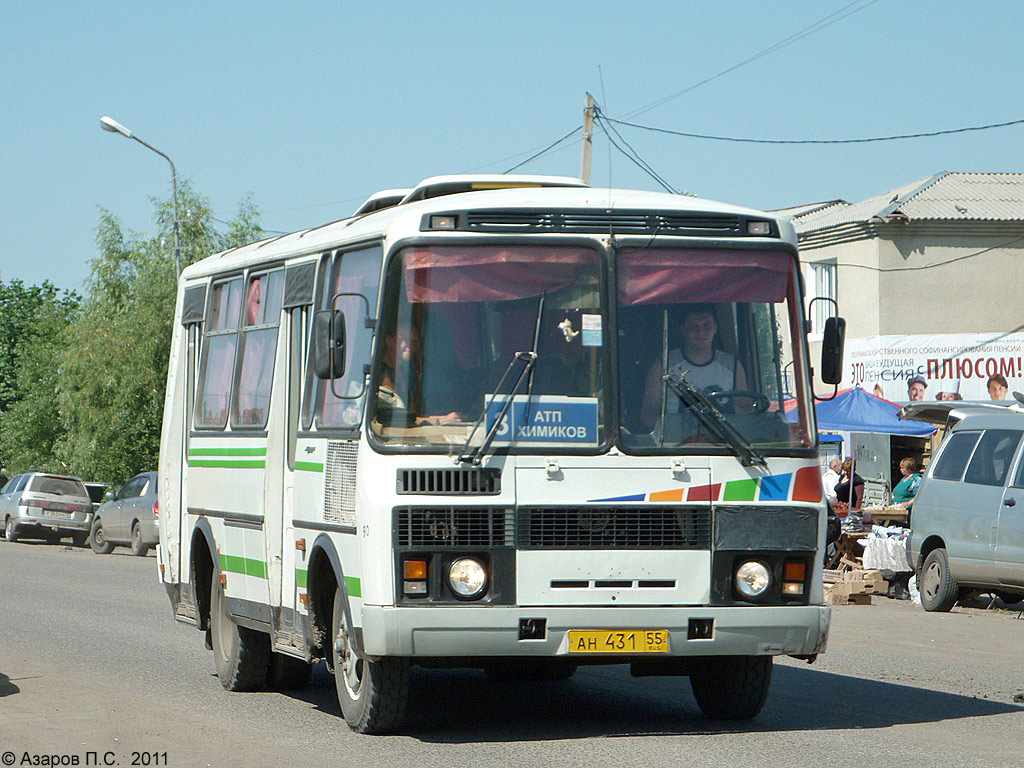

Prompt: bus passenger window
[195,278,243,428]
[233,270,284,428]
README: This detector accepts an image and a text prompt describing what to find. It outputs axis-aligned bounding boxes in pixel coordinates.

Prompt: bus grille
[395,507,514,547]
[463,209,744,236]
[324,441,358,526]
[396,468,501,495]
[517,507,711,549]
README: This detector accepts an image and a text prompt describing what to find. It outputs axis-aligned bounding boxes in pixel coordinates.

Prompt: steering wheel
[703,388,770,415]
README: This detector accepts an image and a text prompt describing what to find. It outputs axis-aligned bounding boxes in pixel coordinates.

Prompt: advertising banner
[844,332,1024,402]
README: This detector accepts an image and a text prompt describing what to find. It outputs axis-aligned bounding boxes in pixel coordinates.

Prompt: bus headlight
[448,558,487,599]
[735,560,771,599]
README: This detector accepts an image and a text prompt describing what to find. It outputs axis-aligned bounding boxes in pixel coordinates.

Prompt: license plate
[45,510,72,519]
[568,630,669,654]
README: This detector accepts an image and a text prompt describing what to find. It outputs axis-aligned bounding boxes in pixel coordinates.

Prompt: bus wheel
[210,575,270,691]
[331,586,409,733]
[266,652,312,691]
[689,655,772,720]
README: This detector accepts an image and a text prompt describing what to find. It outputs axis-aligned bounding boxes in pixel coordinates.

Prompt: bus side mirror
[313,309,346,379]
[820,316,846,385]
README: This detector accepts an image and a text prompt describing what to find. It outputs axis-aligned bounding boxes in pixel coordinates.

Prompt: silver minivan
[0,472,93,545]
[907,408,1024,611]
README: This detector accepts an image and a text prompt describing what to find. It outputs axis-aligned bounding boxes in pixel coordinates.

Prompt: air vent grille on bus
[395,507,514,547]
[517,507,711,549]
[396,468,501,495]
[462,209,744,235]
[324,441,358,526]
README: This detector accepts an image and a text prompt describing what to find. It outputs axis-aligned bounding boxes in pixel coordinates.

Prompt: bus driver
[377,321,461,427]
[640,303,749,428]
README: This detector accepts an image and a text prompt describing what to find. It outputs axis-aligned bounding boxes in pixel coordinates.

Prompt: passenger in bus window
[378,322,462,427]
[640,303,749,427]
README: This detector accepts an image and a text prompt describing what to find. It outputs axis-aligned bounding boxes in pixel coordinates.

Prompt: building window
[808,261,837,336]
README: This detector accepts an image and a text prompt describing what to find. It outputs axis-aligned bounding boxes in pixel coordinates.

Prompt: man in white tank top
[640,305,749,427]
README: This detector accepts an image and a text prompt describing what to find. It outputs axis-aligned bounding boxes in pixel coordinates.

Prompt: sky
[3,0,1024,293]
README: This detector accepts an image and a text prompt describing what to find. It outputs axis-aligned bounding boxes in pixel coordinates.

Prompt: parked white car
[0,472,93,546]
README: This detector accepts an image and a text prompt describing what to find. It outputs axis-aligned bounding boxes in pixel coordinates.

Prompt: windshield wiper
[457,292,546,465]
[664,371,766,467]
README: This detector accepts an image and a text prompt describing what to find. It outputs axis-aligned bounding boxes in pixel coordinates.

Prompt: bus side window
[232,270,284,428]
[195,277,243,428]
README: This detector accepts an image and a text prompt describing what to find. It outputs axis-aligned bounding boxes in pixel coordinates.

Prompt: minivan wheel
[130,522,149,556]
[5,517,18,543]
[920,548,959,612]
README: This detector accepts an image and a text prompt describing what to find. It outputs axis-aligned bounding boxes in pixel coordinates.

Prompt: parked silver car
[907,408,1024,611]
[90,472,159,556]
[0,472,93,545]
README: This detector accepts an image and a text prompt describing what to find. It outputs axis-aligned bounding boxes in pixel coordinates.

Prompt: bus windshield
[616,247,813,453]
[371,245,607,449]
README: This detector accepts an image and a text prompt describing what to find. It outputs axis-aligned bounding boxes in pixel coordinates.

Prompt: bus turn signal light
[403,560,427,580]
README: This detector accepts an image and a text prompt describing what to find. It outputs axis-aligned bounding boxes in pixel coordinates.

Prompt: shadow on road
[0,673,21,697]
[281,661,1021,742]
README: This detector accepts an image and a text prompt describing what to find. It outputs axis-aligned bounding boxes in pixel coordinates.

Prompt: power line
[602,115,1024,145]
[595,110,676,193]
[503,124,582,173]
[622,0,882,120]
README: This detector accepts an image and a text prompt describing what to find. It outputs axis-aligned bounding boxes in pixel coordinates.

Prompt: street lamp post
[100,116,182,276]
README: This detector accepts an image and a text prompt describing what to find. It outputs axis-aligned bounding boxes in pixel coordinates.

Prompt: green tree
[0,281,80,474]
[55,181,262,484]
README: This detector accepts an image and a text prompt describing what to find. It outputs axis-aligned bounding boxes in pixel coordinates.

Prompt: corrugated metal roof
[791,172,1024,233]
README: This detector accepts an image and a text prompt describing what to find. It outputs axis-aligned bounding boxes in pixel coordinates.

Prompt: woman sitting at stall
[893,457,922,509]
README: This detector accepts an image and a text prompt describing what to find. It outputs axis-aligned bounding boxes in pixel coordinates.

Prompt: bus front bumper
[359,604,830,659]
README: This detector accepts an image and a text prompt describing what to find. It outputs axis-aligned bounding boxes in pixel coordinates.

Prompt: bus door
[275,261,317,645]
[177,285,206,609]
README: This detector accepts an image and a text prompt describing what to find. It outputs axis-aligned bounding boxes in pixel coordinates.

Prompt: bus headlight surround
[447,557,488,599]
[734,560,771,599]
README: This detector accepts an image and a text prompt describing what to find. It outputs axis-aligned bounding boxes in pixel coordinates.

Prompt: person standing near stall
[893,457,922,509]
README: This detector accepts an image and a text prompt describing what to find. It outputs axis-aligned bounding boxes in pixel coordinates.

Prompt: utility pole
[580,94,595,186]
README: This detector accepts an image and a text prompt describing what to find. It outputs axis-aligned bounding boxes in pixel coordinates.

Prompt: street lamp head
[99,116,132,139]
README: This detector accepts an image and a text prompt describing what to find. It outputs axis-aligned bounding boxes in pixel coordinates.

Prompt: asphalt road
[2,539,1023,768]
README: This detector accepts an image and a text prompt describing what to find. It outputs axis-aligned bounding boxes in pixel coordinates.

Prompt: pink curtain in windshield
[402,246,595,303]
[618,249,792,305]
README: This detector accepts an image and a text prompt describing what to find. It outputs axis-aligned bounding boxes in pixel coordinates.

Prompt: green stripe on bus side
[294,461,324,473]
[219,554,268,579]
[295,570,357,597]
[189,447,268,457]
[345,576,362,598]
[187,459,266,469]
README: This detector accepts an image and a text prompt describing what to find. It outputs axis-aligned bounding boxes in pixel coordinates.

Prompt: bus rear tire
[332,586,409,734]
[210,575,270,692]
[689,655,772,720]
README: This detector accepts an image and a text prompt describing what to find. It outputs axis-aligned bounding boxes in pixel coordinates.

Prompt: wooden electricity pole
[580,94,595,186]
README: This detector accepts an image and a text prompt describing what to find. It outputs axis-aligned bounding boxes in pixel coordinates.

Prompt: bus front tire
[689,655,772,720]
[210,575,270,691]
[332,586,409,734]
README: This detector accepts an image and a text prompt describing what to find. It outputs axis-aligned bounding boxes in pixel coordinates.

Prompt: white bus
[158,174,844,733]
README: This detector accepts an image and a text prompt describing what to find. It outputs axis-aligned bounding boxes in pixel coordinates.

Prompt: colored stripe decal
[722,478,758,501]
[687,483,721,502]
[294,461,324,473]
[758,473,792,502]
[345,576,362,598]
[219,553,267,579]
[589,493,647,503]
[296,568,307,589]
[189,447,267,457]
[792,466,824,502]
[188,458,266,469]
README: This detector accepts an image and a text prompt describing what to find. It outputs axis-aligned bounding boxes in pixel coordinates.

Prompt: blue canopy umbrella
[788,387,935,437]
